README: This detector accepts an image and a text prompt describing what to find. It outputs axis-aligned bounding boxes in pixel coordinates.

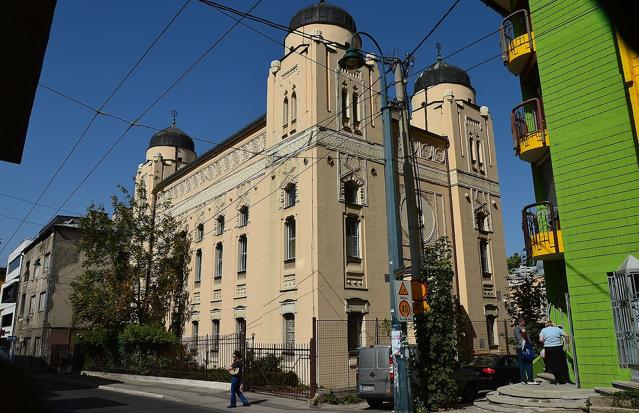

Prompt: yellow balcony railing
[500,10,536,75]
[512,98,549,163]
[522,201,564,260]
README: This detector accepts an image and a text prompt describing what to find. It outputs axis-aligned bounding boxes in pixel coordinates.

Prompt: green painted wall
[530,0,638,387]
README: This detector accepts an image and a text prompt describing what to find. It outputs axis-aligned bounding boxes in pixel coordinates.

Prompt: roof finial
[436,42,442,62]
[171,109,177,126]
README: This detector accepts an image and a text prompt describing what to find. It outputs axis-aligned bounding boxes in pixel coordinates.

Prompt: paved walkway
[48,373,483,412]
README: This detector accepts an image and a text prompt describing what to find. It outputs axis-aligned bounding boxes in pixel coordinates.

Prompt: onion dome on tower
[288,1,357,33]
[413,57,475,95]
[148,125,195,152]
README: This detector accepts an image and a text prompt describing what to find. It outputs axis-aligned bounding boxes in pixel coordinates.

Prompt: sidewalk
[79,372,482,412]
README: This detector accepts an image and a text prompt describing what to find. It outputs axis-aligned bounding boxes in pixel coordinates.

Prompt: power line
[0,0,193,257]
[0,213,45,227]
[407,0,461,59]
[0,191,81,215]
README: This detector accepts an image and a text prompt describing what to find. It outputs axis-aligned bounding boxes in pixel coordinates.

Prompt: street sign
[7,335,17,343]
[394,280,413,321]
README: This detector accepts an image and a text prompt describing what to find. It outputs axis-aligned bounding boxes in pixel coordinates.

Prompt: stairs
[473,380,598,412]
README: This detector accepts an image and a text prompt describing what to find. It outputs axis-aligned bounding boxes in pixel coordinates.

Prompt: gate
[244,340,316,399]
[608,255,639,368]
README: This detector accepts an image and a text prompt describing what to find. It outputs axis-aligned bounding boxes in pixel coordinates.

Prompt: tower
[135,120,196,204]
[411,57,509,354]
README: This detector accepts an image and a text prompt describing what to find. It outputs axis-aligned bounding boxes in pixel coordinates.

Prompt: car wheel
[366,399,384,409]
[461,383,477,402]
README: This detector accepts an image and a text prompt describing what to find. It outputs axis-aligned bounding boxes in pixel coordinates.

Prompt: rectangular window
[345,216,361,260]
[238,236,247,273]
[23,337,31,355]
[236,317,246,338]
[486,316,496,347]
[1,313,13,327]
[347,312,363,354]
[20,293,26,315]
[283,314,295,348]
[34,258,41,279]
[197,224,204,242]
[480,240,491,275]
[43,253,50,273]
[38,291,46,312]
[34,337,41,356]
[8,256,21,274]
[285,218,296,261]
[239,207,249,227]
[1,283,18,304]
[29,295,36,315]
[215,243,223,278]
[194,250,202,285]
[192,321,199,340]
[212,319,220,352]
[24,261,30,280]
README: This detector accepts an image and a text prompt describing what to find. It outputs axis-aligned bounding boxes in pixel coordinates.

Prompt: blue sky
[0,0,534,264]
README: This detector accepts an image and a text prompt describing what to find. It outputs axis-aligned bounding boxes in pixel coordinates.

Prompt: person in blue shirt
[539,320,570,384]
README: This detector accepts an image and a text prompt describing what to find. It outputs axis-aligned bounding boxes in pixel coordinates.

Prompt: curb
[98,385,181,401]
[82,371,231,391]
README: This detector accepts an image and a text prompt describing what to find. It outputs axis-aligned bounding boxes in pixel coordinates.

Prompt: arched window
[284,217,296,261]
[290,91,297,123]
[341,87,350,124]
[284,183,296,208]
[239,206,249,227]
[216,215,225,235]
[345,216,361,260]
[476,209,490,231]
[352,92,359,125]
[283,96,289,127]
[197,223,204,242]
[344,180,360,205]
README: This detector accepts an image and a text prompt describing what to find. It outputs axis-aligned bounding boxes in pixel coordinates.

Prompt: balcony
[512,98,549,162]
[522,201,564,260]
[500,10,536,75]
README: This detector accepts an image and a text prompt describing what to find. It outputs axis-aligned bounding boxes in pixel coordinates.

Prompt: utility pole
[339,37,415,413]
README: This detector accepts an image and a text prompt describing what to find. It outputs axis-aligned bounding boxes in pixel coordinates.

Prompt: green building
[483,0,639,388]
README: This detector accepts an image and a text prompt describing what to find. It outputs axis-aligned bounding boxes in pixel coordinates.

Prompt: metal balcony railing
[511,98,546,154]
[522,201,561,258]
[500,9,535,73]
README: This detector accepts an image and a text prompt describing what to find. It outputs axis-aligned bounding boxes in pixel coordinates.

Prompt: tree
[505,254,546,350]
[413,237,458,410]
[71,185,191,336]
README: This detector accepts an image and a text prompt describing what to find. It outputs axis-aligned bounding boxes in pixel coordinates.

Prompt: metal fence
[182,333,244,370]
[244,341,315,399]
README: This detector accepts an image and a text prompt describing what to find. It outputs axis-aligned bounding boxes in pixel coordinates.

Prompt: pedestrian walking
[539,320,570,384]
[514,318,537,384]
[227,350,250,408]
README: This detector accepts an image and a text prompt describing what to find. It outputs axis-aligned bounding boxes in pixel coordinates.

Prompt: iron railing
[511,98,546,154]
[522,201,561,258]
[500,9,534,63]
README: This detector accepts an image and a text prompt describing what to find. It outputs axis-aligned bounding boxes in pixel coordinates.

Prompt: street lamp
[339,33,413,413]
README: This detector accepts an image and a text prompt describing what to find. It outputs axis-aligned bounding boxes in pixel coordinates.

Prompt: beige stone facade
[135,3,509,368]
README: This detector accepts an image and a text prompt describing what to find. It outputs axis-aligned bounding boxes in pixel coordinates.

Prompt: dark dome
[148,125,195,151]
[289,2,356,33]
[413,59,474,95]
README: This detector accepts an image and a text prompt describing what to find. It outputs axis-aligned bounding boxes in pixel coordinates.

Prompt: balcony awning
[616,255,639,274]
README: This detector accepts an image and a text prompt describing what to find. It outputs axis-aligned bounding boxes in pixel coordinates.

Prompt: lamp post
[339,33,413,413]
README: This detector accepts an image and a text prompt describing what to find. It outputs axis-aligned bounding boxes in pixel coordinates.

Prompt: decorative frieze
[450,170,500,196]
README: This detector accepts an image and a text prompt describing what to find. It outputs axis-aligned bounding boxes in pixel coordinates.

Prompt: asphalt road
[28,374,228,413]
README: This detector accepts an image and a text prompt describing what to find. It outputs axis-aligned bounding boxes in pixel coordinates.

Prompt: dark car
[466,354,520,389]
[356,345,480,408]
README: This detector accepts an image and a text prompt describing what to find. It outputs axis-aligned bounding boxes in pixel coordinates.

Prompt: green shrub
[320,390,361,405]
[118,324,177,350]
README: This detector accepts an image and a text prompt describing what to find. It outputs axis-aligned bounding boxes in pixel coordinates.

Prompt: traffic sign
[394,280,413,321]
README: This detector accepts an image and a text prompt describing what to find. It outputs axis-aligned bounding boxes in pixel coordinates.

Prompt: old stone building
[13,215,83,361]
[135,2,509,376]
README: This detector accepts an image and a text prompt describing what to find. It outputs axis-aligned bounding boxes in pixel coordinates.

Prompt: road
[31,374,227,413]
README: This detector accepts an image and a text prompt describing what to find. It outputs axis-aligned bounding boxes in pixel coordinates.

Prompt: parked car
[466,354,520,389]
[356,345,480,409]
